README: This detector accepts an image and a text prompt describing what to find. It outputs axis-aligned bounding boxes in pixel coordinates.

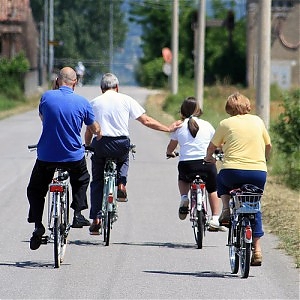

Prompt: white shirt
[170,117,215,161]
[90,90,145,137]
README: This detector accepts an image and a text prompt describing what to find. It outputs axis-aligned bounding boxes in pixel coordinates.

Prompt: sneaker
[117,184,128,202]
[219,208,230,225]
[89,219,101,235]
[30,224,45,250]
[72,213,91,228]
[208,217,227,232]
[178,198,189,220]
[251,251,262,266]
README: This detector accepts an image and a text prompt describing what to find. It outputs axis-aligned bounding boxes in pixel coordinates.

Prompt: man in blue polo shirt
[27,66,101,250]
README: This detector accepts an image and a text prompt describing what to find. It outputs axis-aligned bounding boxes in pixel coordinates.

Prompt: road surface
[0,85,298,299]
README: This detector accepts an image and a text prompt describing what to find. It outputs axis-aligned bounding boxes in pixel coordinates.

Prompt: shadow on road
[144,270,239,279]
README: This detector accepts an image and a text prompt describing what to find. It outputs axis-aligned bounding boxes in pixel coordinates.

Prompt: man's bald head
[58,67,77,88]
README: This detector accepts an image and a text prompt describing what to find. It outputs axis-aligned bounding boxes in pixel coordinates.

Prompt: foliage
[271,89,300,190]
[30,0,127,81]
[129,0,247,87]
[135,58,169,88]
[0,53,29,100]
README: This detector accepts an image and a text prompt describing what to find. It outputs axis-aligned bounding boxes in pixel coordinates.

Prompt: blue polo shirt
[37,86,95,162]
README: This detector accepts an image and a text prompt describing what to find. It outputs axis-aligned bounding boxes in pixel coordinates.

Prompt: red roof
[0,0,29,22]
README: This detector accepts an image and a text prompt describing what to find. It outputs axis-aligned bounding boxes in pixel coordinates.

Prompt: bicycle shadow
[143,270,241,279]
[0,260,69,269]
[114,241,216,249]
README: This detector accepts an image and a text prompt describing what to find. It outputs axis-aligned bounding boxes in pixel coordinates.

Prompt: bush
[135,58,169,88]
[271,89,300,190]
[0,52,29,100]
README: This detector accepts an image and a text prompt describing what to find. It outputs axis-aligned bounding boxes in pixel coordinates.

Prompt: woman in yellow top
[205,92,272,266]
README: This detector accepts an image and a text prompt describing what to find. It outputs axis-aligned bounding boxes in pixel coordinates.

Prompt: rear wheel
[53,216,61,268]
[240,224,251,278]
[229,223,239,274]
[193,209,204,249]
[103,211,111,246]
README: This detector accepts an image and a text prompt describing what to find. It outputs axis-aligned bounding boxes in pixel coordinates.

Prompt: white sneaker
[178,197,189,220]
[208,216,227,232]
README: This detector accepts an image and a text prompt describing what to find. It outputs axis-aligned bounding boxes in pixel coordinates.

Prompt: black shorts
[178,159,217,193]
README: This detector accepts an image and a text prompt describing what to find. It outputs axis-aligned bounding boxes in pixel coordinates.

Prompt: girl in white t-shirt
[166,97,225,231]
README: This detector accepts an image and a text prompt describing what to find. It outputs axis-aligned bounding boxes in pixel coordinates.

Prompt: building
[247,0,300,89]
[0,0,40,95]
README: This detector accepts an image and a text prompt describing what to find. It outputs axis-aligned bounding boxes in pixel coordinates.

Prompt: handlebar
[166,151,179,159]
[213,149,224,161]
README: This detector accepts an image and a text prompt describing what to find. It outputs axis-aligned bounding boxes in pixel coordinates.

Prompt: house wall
[271,2,300,88]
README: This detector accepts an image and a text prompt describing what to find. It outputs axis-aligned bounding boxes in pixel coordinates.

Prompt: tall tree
[30,0,127,81]
[129,0,247,87]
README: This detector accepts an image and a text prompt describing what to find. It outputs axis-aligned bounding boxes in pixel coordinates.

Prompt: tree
[30,0,127,82]
[129,0,247,87]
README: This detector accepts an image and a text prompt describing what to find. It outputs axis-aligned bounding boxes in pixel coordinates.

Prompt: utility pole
[195,0,206,110]
[44,0,48,68]
[246,0,258,87]
[256,0,271,128]
[171,0,179,94]
[48,0,54,80]
[109,1,113,73]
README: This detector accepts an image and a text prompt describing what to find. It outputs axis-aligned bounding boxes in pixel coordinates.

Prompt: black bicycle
[227,186,262,278]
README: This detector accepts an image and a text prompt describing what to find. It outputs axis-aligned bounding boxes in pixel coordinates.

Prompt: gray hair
[100,73,119,91]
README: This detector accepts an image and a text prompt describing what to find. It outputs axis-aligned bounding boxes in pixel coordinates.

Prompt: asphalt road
[0,85,299,299]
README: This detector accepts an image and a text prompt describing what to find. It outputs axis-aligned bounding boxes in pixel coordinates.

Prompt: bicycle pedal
[208,227,219,232]
[41,236,49,244]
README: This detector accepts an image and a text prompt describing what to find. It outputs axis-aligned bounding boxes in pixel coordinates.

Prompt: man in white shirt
[85,73,181,234]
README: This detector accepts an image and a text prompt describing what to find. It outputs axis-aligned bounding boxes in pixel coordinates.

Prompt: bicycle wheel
[53,193,61,268]
[229,222,239,274]
[240,223,251,278]
[103,210,111,246]
[193,209,204,249]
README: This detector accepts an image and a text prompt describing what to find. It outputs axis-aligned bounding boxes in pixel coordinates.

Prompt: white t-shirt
[90,90,145,137]
[170,117,215,161]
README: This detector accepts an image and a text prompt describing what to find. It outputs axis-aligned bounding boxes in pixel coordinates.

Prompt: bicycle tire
[194,209,204,249]
[53,203,61,268]
[229,222,239,274]
[103,211,111,246]
[240,223,251,278]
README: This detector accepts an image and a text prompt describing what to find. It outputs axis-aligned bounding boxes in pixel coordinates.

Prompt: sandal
[251,251,262,266]
[219,208,230,225]
[89,220,101,235]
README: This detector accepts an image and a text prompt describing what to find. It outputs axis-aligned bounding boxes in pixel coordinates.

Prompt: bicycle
[167,152,211,249]
[87,144,136,246]
[214,150,263,278]
[227,186,262,278]
[28,145,71,268]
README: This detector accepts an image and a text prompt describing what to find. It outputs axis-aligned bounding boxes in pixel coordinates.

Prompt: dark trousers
[27,158,90,224]
[89,136,130,219]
